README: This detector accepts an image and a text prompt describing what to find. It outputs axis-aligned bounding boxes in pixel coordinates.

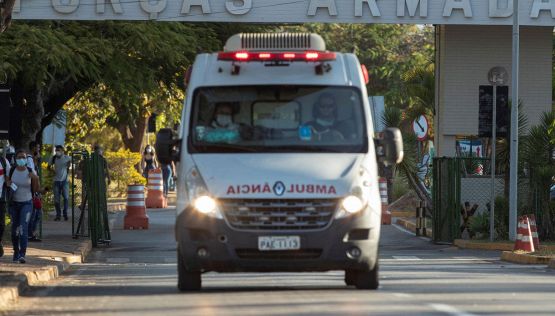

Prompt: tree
[0,0,16,33]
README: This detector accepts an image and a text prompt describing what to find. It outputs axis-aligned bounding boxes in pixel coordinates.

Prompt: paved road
[4,209,555,316]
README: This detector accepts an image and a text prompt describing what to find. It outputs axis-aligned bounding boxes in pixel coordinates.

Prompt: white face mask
[216,114,232,127]
[316,118,334,127]
[55,151,62,157]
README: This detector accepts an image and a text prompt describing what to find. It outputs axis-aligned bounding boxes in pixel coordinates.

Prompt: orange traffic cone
[379,177,391,225]
[145,168,167,209]
[514,216,535,252]
[527,214,540,250]
[124,184,149,230]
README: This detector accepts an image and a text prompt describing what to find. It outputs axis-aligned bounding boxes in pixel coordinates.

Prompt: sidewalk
[0,214,92,309]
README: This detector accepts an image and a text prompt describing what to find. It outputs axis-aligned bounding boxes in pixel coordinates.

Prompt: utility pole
[509,0,520,241]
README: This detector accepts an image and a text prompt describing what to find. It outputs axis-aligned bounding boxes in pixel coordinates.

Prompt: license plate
[258,236,301,251]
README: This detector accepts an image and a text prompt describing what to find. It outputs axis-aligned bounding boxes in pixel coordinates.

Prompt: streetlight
[487,66,507,242]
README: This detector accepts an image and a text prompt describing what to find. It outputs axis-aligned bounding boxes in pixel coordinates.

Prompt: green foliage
[521,111,555,239]
[279,24,434,107]
[40,161,55,216]
[469,211,490,240]
[104,149,145,197]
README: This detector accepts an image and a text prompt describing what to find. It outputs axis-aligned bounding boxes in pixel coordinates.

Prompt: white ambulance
[156,33,403,291]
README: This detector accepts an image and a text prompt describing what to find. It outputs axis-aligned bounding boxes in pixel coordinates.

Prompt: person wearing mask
[6,150,43,263]
[141,145,158,180]
[0,151,11,257]
[49,145,71,221]
[306,93,356,141]
[203,102,241,143]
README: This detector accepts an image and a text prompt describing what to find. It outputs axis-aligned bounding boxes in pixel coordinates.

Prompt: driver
[306,93,355,141]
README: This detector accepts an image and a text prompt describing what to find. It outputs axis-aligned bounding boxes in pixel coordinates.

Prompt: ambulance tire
[177,248,201,292]
[352,263,379,290]
[344,270,356,286]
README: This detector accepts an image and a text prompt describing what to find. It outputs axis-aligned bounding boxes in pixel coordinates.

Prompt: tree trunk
[116,115,148,153]
[0,0,16,33]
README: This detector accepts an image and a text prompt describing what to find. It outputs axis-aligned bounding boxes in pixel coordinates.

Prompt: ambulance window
[189,86,368,154]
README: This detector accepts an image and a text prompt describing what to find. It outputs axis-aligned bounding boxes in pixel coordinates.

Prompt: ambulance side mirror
[156,128,181,164]
[375,128,403,166]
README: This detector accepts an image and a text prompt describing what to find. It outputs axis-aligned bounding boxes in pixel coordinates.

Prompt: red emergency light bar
[218,51,336,62]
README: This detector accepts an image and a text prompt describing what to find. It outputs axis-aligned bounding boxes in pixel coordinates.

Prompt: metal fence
[71,151,111,247]
[432,157,536,243]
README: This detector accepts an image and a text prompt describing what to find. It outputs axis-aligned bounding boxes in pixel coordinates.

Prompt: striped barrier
[379,177,391,225]
[124,184,149,230]
[526,214,540,250]
[514,216,534,252]
[146,168,167,209]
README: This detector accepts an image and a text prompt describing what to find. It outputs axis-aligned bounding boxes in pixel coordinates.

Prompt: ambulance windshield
[189,86,368,153]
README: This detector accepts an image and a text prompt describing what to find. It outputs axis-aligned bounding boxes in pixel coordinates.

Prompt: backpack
[0,158,7,201]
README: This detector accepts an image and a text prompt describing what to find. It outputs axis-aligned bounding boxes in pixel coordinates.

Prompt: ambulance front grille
[220,199,338,231]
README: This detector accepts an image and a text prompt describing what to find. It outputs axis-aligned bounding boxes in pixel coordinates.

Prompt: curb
[390,210,414,218]
[396,218,416,232]
[454,239,514,251]
[395,218,433,237]
[454,239,555,252]
[549,259,555,269]
[0,239,92,309]
[500,251,553,264]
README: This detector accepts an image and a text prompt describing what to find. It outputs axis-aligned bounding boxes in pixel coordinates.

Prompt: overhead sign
[12,0,555,26]
[412,115,429,141]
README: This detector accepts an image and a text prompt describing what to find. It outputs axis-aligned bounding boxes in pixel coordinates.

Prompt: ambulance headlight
[341,195,364,214]
[194,196,218,214]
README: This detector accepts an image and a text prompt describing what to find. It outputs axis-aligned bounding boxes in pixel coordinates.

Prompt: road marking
[392,292,413,298]
[392,256,421,260]
[106,257,130,263]
[429,304,477,316]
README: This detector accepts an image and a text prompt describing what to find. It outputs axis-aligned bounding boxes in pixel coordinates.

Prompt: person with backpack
[6,150,43,263]
[27,141,42,241]
[49,145,71,221]
[0,151,11,258]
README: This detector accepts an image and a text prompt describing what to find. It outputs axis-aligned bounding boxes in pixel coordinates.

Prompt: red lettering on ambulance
[241,185,250,194]
[226,186,236,195]
[262,183,271,193]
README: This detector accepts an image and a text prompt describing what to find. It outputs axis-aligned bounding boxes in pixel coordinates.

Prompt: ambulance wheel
[344,270,356,286]
[177,248,201,292]
[352,263,379,290]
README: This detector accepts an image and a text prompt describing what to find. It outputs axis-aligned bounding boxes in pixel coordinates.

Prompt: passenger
[306,93,356,141]
[141,145,158,180]
[204,102,241,143]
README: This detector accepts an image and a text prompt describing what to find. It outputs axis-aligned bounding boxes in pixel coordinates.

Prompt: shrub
[104,149,146,197]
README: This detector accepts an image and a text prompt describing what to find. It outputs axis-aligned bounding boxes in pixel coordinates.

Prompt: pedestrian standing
[161,161,176,198]
[49,145,71,221]
[6,150,42,263]
[0,152,11,257]
[141,145,158,180]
